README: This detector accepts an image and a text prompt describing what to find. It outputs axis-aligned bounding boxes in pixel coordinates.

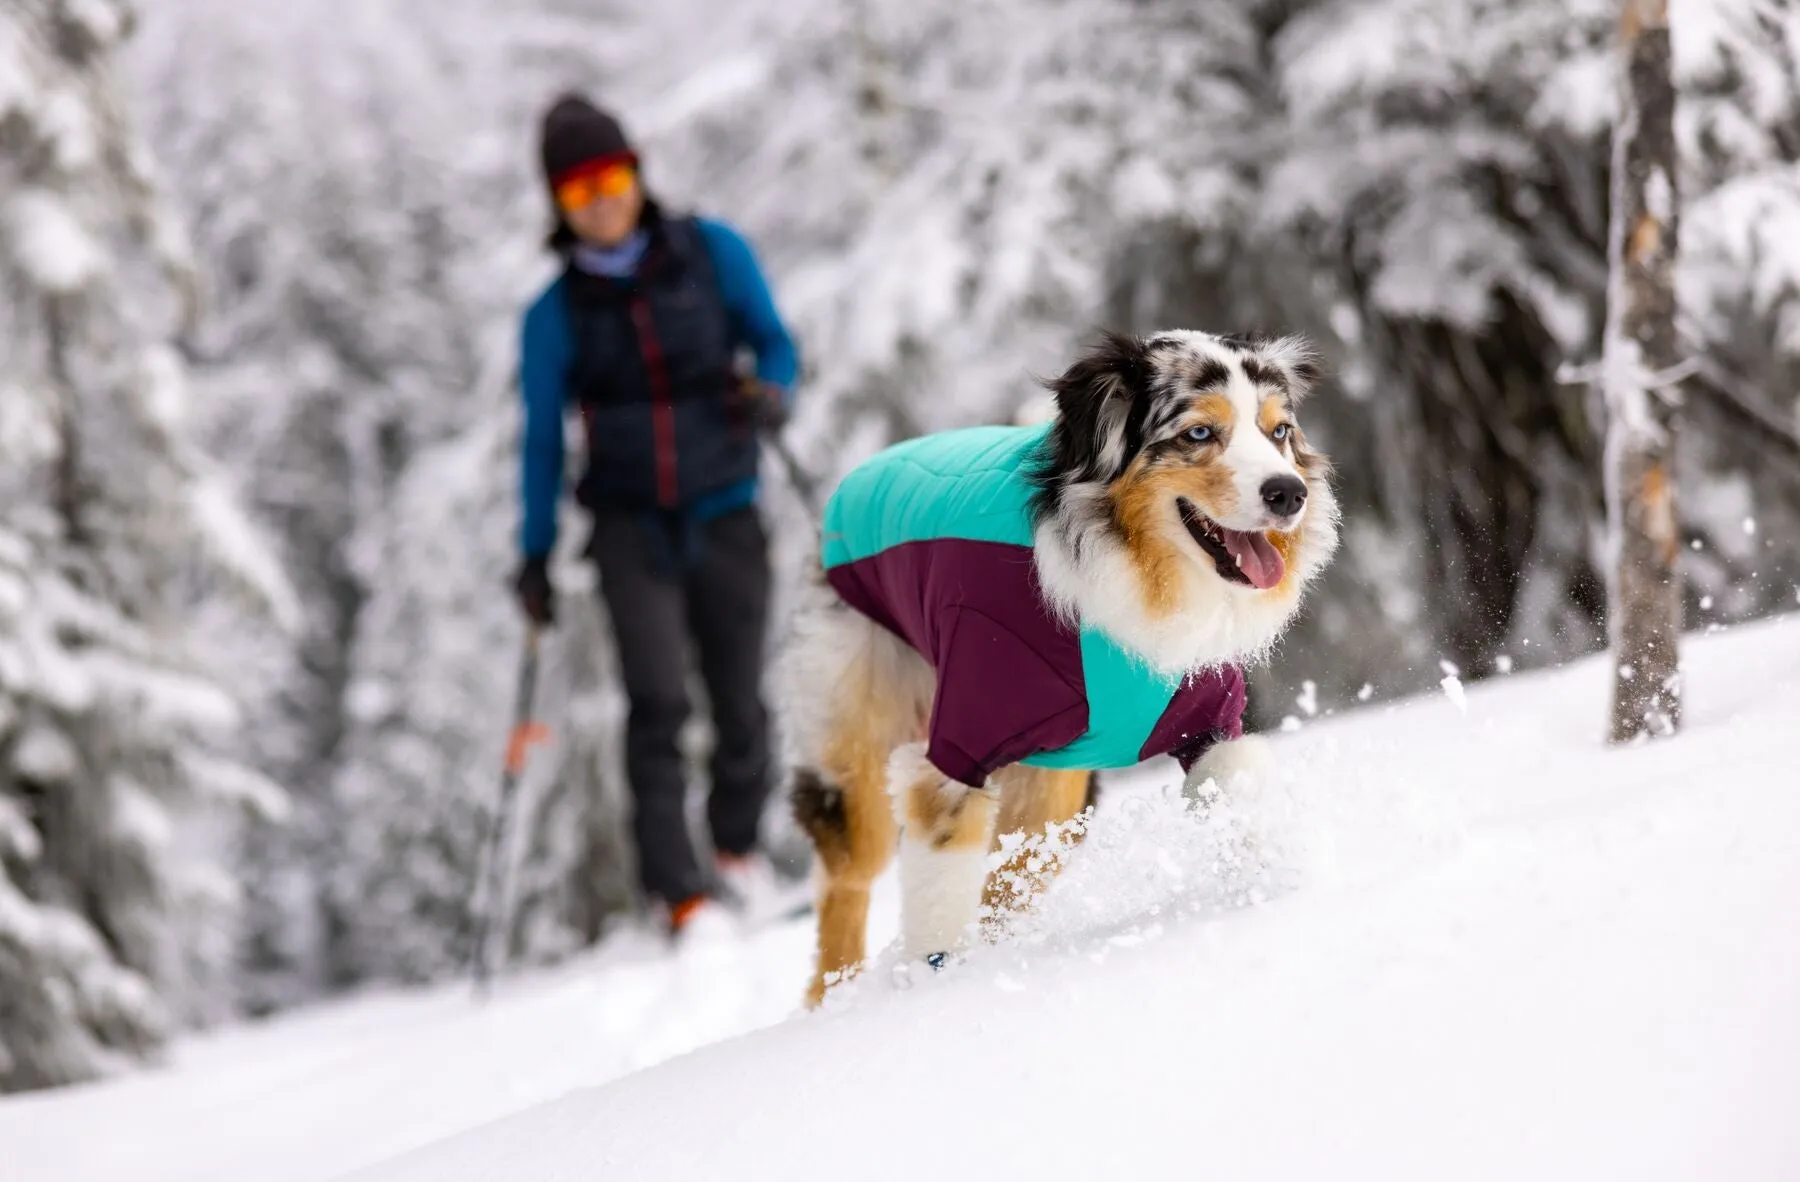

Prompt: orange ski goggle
[554,158,638,211]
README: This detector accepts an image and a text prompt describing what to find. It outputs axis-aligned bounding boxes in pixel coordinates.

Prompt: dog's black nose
[1261,475,1307,518]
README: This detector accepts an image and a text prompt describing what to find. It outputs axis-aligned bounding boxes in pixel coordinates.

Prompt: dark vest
[563,213,757,511]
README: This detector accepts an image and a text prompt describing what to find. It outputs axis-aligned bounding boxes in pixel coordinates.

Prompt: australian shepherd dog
[782,330,1339,1006]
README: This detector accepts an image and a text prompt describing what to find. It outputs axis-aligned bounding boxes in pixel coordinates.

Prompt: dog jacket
[822,424,1246,788]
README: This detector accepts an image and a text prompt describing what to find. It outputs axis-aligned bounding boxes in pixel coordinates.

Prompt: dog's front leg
[888,743,999,964]
[1181,733,1273,807]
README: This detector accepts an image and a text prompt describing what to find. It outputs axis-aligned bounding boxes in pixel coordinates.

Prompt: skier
[513,94,799,938]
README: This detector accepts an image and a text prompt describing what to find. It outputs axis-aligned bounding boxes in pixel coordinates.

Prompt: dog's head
[1030,330,1339,668]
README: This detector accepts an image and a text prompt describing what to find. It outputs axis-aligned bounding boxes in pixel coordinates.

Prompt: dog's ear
[1250,334,1324,400]
[1043,331,1152,483]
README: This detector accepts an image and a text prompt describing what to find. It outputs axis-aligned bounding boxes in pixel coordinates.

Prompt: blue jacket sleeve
[519,278,570,559]
[697,218,800,400]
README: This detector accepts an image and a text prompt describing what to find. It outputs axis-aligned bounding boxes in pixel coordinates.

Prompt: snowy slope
[6,616,1800,1181]
[349,616,1800,1182]
[0,916,838,1182]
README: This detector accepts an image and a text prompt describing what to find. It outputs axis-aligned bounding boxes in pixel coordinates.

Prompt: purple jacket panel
[1140,665,1248,772]
[824,538,1089,786]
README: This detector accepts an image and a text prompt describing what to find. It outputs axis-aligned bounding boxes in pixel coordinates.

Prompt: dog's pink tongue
[1222,528,1285,589]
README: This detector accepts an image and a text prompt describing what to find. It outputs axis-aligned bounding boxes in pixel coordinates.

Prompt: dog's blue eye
[1272,423,1293,442]
[1184,425,1214,444]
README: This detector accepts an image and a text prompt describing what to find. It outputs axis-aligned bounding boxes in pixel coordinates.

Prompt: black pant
[589,505,772,905]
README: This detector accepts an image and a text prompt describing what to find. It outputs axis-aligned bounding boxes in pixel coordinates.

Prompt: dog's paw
[888,950,959,992]
[1182,734,1274,809]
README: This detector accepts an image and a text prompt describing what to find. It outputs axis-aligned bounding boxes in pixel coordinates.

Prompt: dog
[782,329,1339,1006]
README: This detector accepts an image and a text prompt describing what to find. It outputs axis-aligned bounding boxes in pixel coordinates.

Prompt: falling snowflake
[1295,680,1319,717]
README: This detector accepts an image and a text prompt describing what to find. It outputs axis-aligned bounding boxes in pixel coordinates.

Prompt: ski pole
[471,623,549,994]
[743,373,824,524]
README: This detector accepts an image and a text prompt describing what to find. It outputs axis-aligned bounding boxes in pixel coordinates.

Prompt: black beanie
[540,94,635,183]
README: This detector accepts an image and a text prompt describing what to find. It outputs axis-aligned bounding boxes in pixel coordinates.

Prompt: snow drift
[340,616,1800,1182]
[8,616,1796,1181]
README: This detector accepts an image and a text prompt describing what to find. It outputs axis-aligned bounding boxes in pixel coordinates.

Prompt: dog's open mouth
[1178,499,1286,590]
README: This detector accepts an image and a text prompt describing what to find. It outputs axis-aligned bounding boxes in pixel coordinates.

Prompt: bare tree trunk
[46,293,92,547]
[1604,0,1682,742]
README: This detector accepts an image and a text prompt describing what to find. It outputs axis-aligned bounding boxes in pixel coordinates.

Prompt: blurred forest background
[2,0,1796,1092]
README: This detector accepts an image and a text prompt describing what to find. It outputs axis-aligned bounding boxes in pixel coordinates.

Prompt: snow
[0,382,58,466]
[0,919,832,1182]
[60,0,126,46]
[1645,165,1675,221]
[1533,49,1615,136]
[1294,678,1319,716]
[634,52,773,137]
[187,468,305,634]
[0,797,43,861]
[178,750,291,822]
[10,724,78,783]
[4,615,1799,1180]
[3,189,103,292]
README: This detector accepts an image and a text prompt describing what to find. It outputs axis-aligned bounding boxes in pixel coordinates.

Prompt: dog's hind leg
[890,744,1002,964]
[792,761,893,1008]
[784,599,930,1006]
[982,766,1095,923]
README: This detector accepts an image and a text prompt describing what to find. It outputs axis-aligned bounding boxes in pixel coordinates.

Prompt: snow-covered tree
[1241,0,1800,709]
[129,0,642,996]
[325,416,640,983]
[1257,0,1621,692]
[124,0,521,1003]
[0,0,292,1091]
[1674,0,1800,629]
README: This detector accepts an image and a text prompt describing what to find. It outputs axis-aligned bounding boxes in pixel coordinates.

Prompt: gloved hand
[740,378,791,432]
[514,556,555,627]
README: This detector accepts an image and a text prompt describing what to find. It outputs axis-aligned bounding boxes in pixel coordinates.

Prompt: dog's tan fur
[1112,465,1192,619]
[981,765,1093,921]
[899,774,999,851]
[795,621,918,1007]
[1257,393,1289,437]
[1190,392,1238,437]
